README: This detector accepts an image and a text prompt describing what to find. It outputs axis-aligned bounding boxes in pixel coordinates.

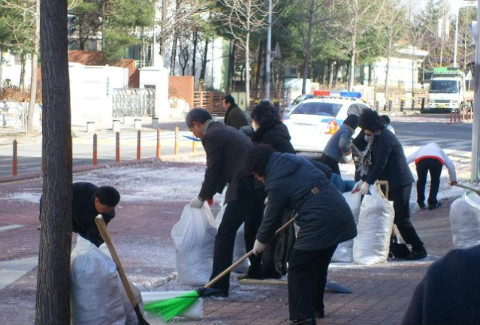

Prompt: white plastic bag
[171,204,217,285]
[449,191,480,249]
[353,186,395,265]
[71,236,125,325]
[332,192,362,263]
[215,203,249,273]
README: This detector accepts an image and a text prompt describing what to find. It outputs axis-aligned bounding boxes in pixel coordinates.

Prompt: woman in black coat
[352,110,427,260]
[246,144,356,324]
[250,101,295,279]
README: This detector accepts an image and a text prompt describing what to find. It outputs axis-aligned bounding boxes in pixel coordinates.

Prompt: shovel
[95,215,150,325]
[454,183,480,195]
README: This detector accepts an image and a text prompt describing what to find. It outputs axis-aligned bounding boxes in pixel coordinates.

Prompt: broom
[144,214,298,321]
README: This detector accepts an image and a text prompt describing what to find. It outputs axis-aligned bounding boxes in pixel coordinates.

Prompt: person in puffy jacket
[245,144,357,325]
[319,114,359,175]
[223,94,248,129]
[250,100,295,279]
[406,142,457,210]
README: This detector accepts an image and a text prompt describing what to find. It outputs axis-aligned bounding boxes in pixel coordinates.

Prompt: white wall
[70,63,128,127]
[139,66,169,120]
[1,53,32,88]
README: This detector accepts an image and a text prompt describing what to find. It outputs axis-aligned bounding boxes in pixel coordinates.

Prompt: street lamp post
[472,0,480,181]
[265,0,272,100]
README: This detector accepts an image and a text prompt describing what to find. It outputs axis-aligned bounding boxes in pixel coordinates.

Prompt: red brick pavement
[0,162,458,325]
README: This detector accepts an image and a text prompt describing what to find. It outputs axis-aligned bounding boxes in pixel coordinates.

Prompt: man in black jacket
[40,182,120,247]
[223,94,248,129]
[186,108,265,296]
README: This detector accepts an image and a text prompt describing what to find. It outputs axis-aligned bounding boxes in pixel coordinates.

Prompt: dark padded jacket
[401,245,480,325]
[224,104,248,130]
[199,121,253,204]
[72,182,115,247]
[364,129,414,191]
[257,153,357,251]
[251,121,295,154]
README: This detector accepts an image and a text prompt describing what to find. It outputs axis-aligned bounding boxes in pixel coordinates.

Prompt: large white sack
[332,192,362,263]
[449,191,480,249]
[98,245,146,325]
[71,236,125,325]
[171,204,217,285]
[215,203,250,273]
[353,186,395,265]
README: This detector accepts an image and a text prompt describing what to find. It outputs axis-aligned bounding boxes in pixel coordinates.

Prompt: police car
[283,90,371,153]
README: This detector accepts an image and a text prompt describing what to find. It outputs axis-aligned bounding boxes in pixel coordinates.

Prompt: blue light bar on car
[339,91,362,98]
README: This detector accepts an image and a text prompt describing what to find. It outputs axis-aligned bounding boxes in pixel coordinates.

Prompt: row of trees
[0,0,477,116]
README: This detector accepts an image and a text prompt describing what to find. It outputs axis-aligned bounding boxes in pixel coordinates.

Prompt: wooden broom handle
[454,183,480,195]
[205,215,297,289]
[95,215,139,308]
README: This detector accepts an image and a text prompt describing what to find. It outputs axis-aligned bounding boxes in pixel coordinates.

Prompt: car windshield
[292,94,313,105]
[291,102,342,117]
[429,80,459,93]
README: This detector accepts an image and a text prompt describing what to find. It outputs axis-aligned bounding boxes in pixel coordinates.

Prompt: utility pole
[265,0,272,100]
[472,0,480,181]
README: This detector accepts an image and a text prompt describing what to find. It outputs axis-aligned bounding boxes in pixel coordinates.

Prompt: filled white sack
[449,191,480,249]
[353,186,394,265]
[71,236,125,325]
[171,204,217,285]
[332,192,362,263]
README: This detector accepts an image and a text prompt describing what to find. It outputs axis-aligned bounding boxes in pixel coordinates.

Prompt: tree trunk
[302,0,314,94]
[20,53,26,91]
[200,37,209,83]
[0,46,3,88]
[160,0,167,56]
[35,0,73,323]
[170,33,178,75]
[192,29,197,78]
[245,1,251,109]
[384,37,392,102]
[328,60,335,89]
[27,0,40,136]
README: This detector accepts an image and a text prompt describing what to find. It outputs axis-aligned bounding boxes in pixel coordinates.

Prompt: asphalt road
[0,113,473,178]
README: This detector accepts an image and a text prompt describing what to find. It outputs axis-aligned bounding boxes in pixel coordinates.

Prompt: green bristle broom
[144,215,298,322]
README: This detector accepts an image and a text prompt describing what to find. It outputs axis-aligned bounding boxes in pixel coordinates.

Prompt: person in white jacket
[407,143,457,210]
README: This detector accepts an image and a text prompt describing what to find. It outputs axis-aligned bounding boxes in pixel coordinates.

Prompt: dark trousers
[390,184,424,250]
[318,154,341,175]
[416,158,442,205]
[288,245,337,320]
[210,176,265,294]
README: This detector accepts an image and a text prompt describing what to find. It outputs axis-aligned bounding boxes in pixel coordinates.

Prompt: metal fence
[112,88,155,118]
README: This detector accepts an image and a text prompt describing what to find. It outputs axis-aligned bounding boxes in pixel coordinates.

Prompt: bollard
[156,128,161,159]
[93,133,98,166]
[400,99,405,112]
[192,139,197,153]
[137,130,141,160]
[115,132,120,163]
[174,126,179,155]
[12,139,17,176]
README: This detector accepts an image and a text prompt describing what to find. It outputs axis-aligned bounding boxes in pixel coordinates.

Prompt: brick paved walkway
[0,161,459,325]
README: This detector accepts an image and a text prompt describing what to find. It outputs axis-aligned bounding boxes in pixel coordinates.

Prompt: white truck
[427,67,473,113]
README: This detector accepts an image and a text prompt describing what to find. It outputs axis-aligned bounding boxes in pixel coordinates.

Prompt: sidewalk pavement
[0,158,460,325]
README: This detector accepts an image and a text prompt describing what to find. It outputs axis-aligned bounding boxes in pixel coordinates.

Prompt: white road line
[0,224,23,232]
[0,256,37,290]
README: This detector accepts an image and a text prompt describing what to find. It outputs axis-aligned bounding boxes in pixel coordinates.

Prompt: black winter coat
[401,245,480,325]
[251,121,295,154]
[72,182,115,247]
[224,104,248,129]
[200,121,253,203]
[364,129,414,190]
[257,153,357,251]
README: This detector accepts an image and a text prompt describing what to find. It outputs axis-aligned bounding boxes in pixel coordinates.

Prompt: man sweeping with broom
[245,144,357,325]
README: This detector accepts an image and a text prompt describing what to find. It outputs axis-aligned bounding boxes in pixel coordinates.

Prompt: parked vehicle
[283,91,371,153]
[427,67,473,113]
[283,94,315,116]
